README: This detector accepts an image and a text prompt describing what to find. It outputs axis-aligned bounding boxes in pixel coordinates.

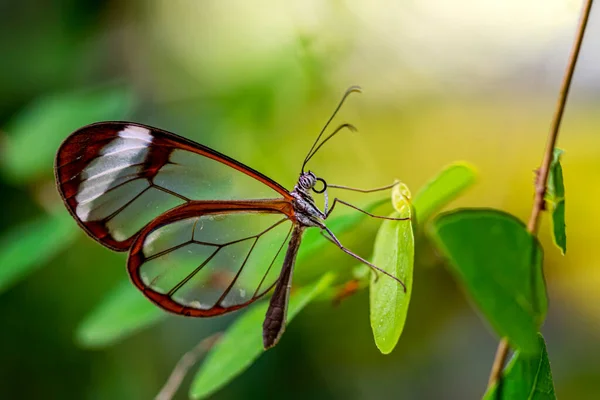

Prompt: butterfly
[54,87,406,349]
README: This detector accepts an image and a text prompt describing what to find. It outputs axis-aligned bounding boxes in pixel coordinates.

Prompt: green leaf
[76,279,167,348]
[545,148,566,254]
[551,200,566,255]
[0,211,78,293]
[430,209,547,354]
[546,149,565,200]
[370,184,414,354]
[1,86,136,182]
[190,272,335,399]
[413,162,477,224]
[483,333,556,400]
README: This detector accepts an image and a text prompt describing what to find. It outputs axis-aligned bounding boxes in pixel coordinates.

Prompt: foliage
[369,183,414,354]
[0,211,78,293]
[545,148,566,254]
[431,209,547,354]
[190,273,335,399]
[483,334,556,400]
[413,162,477,224]
[76,280,168,348]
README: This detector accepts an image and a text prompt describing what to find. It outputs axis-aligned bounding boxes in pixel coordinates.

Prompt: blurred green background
[1,1,599,399]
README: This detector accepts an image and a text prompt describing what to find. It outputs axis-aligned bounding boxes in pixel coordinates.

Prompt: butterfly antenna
[302,123,357,168]
[302,86,362,172]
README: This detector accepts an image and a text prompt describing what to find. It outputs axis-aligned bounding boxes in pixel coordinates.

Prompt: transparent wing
[128,203,296,316]
[55,122,292,250]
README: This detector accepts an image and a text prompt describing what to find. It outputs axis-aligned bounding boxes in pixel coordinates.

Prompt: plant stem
[488,339,510,388]
[155,333,221,400]
[526,0,594,234]
[487,0,594,389]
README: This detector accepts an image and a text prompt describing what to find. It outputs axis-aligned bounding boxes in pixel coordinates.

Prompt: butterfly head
[298,171,327,194]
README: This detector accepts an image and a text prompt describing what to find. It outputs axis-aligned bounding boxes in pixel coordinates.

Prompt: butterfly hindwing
[128,202,295,316]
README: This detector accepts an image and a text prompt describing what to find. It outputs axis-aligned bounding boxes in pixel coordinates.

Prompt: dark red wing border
[128,199,296,317]
[54,122,293,251]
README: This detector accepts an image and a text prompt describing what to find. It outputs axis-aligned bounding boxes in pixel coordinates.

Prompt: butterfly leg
[325,198,410,221]
[318,225,406,292]
[327,181,399,193]
[323,180,409,221]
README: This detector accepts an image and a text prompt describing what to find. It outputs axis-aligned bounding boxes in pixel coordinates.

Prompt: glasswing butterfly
[54,87,406,349]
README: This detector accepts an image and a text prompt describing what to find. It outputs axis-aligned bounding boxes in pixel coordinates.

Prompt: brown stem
[487,0,594,389]
[155,333,221,400]
[488,339,510,388]
[526,0,594,234]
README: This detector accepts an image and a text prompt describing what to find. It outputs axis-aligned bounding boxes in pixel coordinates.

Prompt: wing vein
[153,184,191,202]
[254,223,293,298]
[145,240,193,262]
[215,236,260,306]
[167,248,221,297]
[103,183,151,223]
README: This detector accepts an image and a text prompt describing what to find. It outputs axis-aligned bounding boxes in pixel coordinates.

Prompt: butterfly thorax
[290,172,326,228]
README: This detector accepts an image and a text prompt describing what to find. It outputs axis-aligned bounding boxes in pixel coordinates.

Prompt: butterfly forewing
[55,122,292,250]
[128,204,294,316]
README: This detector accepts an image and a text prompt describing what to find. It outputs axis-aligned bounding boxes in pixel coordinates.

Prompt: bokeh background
[1,1,599,399]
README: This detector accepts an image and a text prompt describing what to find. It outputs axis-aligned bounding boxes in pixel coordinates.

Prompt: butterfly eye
[312,177,327,194]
